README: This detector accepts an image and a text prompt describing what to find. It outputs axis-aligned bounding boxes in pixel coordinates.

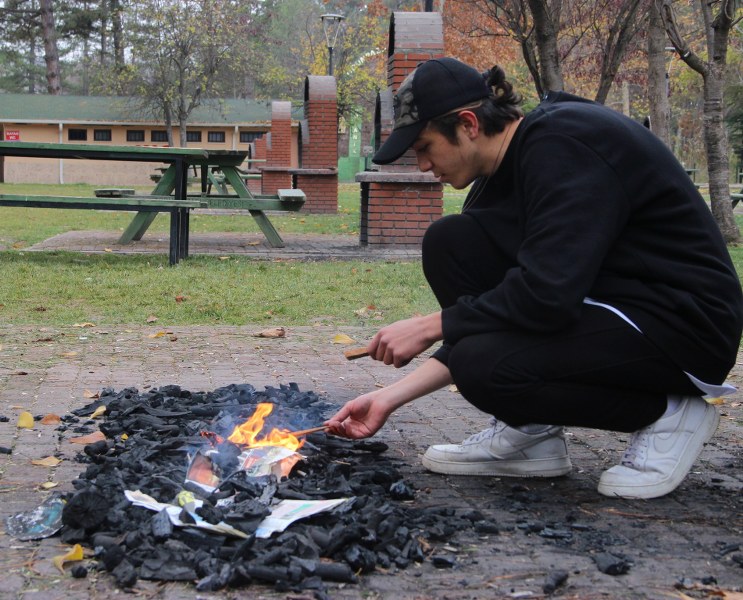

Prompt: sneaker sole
[597,405,720,499]
[421,454,572,477]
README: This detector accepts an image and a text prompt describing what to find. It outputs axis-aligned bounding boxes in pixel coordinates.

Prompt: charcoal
[344,543,377,573]
[151,509,173,540]
[49,382,486,592]
[0,446,12,454]
[70,565,88,578]
[474,520,500,535]
[84,440,110,457]
[593,551,631,575]
[431,554,456,568]
[62,490,110,529]
[112,558,138,588]
[389,480,415,500]
[543,569,569,593]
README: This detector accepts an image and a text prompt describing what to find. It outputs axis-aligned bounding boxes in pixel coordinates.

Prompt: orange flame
[227,403,304,452]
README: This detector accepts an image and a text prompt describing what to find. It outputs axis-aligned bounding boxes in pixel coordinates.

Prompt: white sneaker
[421,419,572,477]
[598,396,719,499]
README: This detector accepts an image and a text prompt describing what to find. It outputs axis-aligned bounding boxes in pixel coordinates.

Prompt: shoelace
[620,428,650,467]
[462,417,506,444]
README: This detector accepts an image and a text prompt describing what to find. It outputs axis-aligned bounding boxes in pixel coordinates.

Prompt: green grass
[0,252,437,326]
[0,182,738,328]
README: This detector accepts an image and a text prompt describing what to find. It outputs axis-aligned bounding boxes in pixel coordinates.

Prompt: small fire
[227,403,304,452]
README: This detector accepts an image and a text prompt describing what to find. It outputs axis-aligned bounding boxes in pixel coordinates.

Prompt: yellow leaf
[706,397,725,406]
[73,322,95,328]
[252,327,286,338]
[148,331,172,338]
[83,389,100,399]
[52,543,84,574]
[104,248,113,253]
[332,333,355,345]
[39,482,59,490]
[40,414,61,425]
[219,255,231,259]
[61,351,78,358]
[146,315,158,323]
[31,456,62,467]
[69,431,106,444]
[91,405,107,418]
[247,241,261,246]
[121,433,128,441]
[17,411,34,429]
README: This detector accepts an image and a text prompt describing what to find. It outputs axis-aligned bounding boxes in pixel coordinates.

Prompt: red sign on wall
[4,130,20,141]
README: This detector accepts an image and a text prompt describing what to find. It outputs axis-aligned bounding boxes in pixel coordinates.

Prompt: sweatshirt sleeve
[441,130,631,346]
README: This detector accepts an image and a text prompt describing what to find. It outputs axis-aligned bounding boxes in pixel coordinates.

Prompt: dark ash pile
[56,383,487,596]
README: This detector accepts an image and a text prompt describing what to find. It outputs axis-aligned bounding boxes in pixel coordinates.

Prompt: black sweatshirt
[436,91,743,384]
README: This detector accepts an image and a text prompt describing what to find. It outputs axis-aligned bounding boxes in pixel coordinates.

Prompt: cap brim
[372,121,427,165]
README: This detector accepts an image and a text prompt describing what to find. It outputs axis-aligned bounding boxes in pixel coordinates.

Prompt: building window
[127,130,145,142]
[186,131,202,143]
[207,131,225,143]
[240,131,264,143]
[94,129,112,142]
[151,130,168,143]
[68,128,87,141]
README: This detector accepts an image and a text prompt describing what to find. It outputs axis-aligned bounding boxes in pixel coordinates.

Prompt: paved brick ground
[0,324,741,600]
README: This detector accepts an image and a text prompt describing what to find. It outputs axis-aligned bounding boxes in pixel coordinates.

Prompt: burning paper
[187,402,308,492]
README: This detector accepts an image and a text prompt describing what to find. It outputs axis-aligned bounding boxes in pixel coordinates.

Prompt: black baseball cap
[373,57,490,165]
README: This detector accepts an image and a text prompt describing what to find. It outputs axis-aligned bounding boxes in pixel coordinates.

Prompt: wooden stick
[344,346,370,360]
[289,425,330,437]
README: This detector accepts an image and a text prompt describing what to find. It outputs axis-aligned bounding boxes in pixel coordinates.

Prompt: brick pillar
[357,11,445,247]
[261,101,293,195]
[290,76,339,213]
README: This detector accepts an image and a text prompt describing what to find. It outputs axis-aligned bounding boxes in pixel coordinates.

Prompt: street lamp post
[320,13,344,76]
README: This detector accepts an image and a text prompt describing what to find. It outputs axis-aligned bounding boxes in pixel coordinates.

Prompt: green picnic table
[0,141,208,265]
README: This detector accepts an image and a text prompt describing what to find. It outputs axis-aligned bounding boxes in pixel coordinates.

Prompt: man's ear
[458,110,480,139]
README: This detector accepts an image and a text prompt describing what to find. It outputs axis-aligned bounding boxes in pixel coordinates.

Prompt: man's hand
[324,393,394,439]
[368,312,443,368]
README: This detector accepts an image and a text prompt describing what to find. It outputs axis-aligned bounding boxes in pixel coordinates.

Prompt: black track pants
[422,214,701,433]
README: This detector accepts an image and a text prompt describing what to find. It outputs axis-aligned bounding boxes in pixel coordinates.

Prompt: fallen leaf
[219,255,231,259]
[60,351,78,357]
[148,331,173,338]
[40,414,61,425]
[706,397,725,406]
[448,384,459,393]
[39,482,59,490]
[252,327,286,338]
[332,333,355,345]
[31,456,62,467]
[52,543,84,574]
[17,411,34,429]
[175,295,187,303]
[246,241,261,246]
[73,322,95,328]
[83,389,100,399]
[91,405,107,418]
[104,248,113,252]
[69,431,106,444]
[146,315,158,323]
[13,371,28,375]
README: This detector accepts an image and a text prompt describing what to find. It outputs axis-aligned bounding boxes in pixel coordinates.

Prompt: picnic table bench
[0,194,205,264]
[0,142,305,260]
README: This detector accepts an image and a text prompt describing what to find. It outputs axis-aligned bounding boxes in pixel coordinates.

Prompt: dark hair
[429,65,523,144]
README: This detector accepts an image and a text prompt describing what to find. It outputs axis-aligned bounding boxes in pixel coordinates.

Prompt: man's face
[411,124,478,190]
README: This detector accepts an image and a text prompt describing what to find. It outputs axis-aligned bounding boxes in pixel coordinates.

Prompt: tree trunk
[659,0,740,243]
[39,0,61,94]
[647,2,670,146]
[111,0,125,69]
[704,65,738,242]
[526,0,564,92]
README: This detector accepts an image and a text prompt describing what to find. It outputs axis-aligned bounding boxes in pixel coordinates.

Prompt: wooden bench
[0,194,206,265]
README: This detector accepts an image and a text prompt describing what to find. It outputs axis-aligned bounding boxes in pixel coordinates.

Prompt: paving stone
[0,324,741,599]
